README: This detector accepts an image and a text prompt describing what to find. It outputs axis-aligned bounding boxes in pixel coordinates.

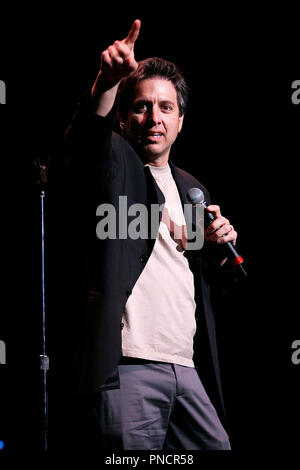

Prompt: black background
[0,4,299,460]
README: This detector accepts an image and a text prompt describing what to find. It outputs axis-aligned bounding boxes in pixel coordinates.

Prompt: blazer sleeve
[63,90,120,191]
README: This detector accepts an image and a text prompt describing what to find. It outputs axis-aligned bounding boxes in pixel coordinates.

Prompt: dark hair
[118,57,189,119]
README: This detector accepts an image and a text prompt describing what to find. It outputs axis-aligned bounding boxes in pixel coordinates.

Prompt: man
[61,19,240,451]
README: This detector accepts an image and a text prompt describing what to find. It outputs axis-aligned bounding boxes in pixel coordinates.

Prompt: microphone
[187,188,247,277]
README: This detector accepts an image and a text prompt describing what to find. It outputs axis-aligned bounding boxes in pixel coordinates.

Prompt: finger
[209,223,231,241]
[100,49,112,67]
[108,45,124,65]
[206,204,221,219]
[206,216,229,234]
[211,226,235,243]
[114,41,131,60]
[217,229,237,245]
[124,19,141,48]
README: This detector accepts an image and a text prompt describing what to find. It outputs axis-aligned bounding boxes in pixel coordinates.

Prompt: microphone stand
[35,158,50,451]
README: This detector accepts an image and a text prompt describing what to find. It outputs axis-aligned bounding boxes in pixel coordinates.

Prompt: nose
[148,104,161,125]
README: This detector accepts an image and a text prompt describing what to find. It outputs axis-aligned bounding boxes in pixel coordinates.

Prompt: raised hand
[91,20,141,116]
[99,19,141,86]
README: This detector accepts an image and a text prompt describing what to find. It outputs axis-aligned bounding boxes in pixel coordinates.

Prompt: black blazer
[54,96,239,426]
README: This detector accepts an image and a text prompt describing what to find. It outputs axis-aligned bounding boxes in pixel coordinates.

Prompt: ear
[118,111,127,134]
[119,120,126,132]
[178,114,184,133]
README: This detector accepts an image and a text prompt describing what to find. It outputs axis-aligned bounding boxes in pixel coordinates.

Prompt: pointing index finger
[124,19,141,48]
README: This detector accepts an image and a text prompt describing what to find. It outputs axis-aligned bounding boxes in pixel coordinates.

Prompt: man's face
[121,78,184,165]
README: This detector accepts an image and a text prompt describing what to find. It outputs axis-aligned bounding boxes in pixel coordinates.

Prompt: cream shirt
[121,163,197,367]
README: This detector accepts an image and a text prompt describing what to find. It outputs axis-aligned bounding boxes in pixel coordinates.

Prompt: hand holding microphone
[187,188,247,277]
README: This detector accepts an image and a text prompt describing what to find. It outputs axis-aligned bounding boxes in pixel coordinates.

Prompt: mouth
[144,131,164,142]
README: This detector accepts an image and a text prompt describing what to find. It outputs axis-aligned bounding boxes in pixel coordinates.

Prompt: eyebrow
[160,100,175,107]
[133,98,176,107]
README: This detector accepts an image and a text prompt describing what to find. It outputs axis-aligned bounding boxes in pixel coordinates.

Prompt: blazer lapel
[169,160,197,229]
[144,165,165,208]
[144,165,165,251]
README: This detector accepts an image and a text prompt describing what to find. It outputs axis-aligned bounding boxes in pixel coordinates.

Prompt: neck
[143,152,170,168]
[146,159,168,167]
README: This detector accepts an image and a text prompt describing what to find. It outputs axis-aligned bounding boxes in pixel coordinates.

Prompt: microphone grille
[186,187,205,205]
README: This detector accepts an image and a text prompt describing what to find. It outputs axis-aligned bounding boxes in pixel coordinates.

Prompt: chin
[141,145,166,159]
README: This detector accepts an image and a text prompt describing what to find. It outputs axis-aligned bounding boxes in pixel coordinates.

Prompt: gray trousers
[85,361,231,450]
